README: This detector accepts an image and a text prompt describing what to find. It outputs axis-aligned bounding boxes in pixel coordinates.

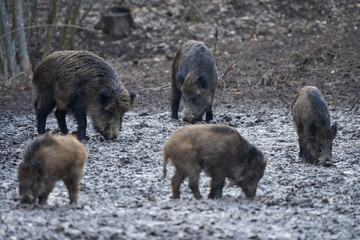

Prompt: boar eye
[249,173,257,181]
[318,144,323,152]
[105,110,114,117]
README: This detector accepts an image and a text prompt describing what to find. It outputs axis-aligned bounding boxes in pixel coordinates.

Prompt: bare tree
[14,0,32,77]
[26,0,38,45]
[42,0,58,59]
[0,0,20,76]
[58,0,77,50]
[68,0,82,49]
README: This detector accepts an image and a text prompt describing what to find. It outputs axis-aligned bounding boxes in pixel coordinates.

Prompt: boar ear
[197,73,207,89]
[98,89,113,107]
[129,91,136,106]
[176,71,185,85]
[32,163,44,178]
[18,162,28,172]
[331,122,338,138]
[247,147,258,165]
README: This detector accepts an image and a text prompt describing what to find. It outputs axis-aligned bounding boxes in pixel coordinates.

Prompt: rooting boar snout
[182,111,203,124]
[20,194,35,204]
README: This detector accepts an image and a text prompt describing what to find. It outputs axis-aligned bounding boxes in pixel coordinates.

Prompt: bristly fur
[32,50,133,140]
[23,133,56,164]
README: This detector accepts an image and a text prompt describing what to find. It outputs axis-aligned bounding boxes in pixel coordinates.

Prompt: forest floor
[1,1,360,239]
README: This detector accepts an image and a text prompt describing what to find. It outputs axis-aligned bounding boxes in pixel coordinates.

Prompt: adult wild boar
[163,124,267,199]
[32,50,135,140]
[171,40,218,123]
[291,86,338,165]
[18,133,87,205]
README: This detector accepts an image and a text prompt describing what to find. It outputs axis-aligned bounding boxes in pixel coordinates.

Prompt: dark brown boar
[291,86,337,165]
[163,124,267,199]
[171,40,218,123]
[32,50,135,140]
[18,133,87,205]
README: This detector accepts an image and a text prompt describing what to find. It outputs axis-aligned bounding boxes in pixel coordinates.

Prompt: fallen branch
[0,24,97,41]
[217,41,254,94]
[138,84,170,92]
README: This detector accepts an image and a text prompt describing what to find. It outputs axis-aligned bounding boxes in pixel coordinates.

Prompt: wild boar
[18,133,87,205]
[171,40,218,123]
[32,50,135,140]
[163,124,267,199]
[291,86,338,165]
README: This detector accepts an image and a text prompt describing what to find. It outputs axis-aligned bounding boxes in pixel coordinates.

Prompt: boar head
[306,121,337,164]
[177,71,213,123]
[18,162,45,205]
[234,147,267,198]
[93,88,132,140]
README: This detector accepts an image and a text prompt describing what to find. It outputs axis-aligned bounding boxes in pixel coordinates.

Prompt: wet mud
[0,91,359,239]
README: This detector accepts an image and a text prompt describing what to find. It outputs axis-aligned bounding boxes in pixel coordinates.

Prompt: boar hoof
[194,194,202,200]
[76,134,89,141]
[170,195,180,199]
[171,114,179,120]
[322,160,332,167]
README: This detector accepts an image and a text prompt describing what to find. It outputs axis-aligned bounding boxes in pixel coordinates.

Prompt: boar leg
[171,169,186,199]
[38,182,56,205]
[36,99,56,134]
[188,172,202,200]
[304,150,313,164]
[208,175,225,199]
[70,99,87,140]
[298,137,308,159]
[64,177,79,204]
[205,108,213,122]
[296,127,306,159]
[301,143,314,164]
[55,109,68,134]
[171,86,181,119]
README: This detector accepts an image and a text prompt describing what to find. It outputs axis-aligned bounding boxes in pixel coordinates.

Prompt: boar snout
[20,194,35,204]
[102,128,118,140]
[93,119,120,140]
[182,109,203,123]
[182,115,202,124]
[242,186,257,199]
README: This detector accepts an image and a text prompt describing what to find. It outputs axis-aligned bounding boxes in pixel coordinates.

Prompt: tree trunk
[0,43,8,76]
[0,0,20,76]
[26,0,38,44]
[68,0,82,49]
[58,0,76,50]
[42,0,57,59]
[94,7,135,39]
[14,0,32,78]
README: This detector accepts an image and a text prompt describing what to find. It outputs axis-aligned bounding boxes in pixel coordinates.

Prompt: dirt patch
[1,1,360,239]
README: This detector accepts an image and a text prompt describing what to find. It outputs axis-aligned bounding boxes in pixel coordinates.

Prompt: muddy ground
[1,1,360,239]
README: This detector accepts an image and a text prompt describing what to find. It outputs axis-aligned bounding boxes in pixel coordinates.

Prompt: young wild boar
[32,50,135,140]
[171,40,218,123]
[291,86,338,165]
[163,124,267,199]
[18,133,87,205]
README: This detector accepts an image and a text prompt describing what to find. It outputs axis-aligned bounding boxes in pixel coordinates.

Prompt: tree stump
[94,7,135,39]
